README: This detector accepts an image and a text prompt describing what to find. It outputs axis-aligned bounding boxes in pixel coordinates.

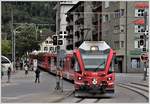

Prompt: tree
[15,25,40,57]
[2,39,12,56]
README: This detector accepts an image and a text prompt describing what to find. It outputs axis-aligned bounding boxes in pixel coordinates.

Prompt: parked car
[1,56,13,74]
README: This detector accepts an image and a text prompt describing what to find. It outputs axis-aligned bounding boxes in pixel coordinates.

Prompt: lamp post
[12,25,24,71]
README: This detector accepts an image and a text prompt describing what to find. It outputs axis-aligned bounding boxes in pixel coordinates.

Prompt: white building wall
[39,36,57,53]
[59,1,75,50]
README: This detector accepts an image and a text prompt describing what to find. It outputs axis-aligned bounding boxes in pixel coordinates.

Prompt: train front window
[82,55,107,71]
[80,49,109,71]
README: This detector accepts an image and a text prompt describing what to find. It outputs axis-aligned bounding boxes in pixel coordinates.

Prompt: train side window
[48,57,51,64]
[109,57,115,74]
[75,62,80,72]
[71,56,75,69]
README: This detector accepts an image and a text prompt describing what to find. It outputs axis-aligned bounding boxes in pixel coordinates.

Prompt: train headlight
[107,77,112,81]
[92,78,97,85]
[78,76,82,80]
[90,46,99,51]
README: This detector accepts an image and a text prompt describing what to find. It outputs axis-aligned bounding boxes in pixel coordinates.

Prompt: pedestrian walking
[1,69,4,79]
[35,69,40,83]
[24,64,28,75]
[7,67,11,83]
[1,65,4,79]
[20,61,23,70]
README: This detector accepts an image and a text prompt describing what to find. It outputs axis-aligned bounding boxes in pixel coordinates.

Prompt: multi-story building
[101,1,149,73]
[66,1,102,50]
[57,1,77,50]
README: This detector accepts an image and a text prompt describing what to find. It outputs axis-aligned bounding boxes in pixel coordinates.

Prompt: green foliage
[2,2,56,39]
[2,39,12,56]
[15,25,40,56]
[1,2,56,57]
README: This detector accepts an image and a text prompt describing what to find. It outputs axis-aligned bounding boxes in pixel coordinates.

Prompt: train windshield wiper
[94,62,105,72]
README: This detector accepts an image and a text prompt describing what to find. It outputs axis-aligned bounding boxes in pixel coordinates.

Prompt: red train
[29,41,115,97]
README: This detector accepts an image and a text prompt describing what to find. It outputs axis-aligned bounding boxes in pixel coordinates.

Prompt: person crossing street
[35,69,40,83]
[24,64,28,75]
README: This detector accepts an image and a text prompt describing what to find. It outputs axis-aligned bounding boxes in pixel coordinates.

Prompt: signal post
[139,11,149,81]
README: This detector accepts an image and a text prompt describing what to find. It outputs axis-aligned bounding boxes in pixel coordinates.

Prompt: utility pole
[143,11,148,81]
[11,6,15,71]
[55,1,62,91]
[98,13,100,41]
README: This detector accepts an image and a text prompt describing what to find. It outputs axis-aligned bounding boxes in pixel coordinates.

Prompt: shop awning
[132,19,144,25]
[135,2,149,8]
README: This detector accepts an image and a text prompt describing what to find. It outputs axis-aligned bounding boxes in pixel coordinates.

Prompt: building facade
[66,1,102,50]
[58,1,76,50]
[66,1,149,73]
[39,36,57,53]
[101,1,149,73]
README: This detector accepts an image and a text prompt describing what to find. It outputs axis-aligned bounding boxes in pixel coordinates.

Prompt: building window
[120,25,125,32]
[114,41,120,49]
[134,40,140,48]
[103,14,109,22]
[114,10,120,18]
[64,31,66,34]
[60,31,62,34]
[135,25,146,33]
[45,41,48,44]
[49,47,54,51]
[105,14,109,21]
[105,1,109,8]
[114,9,125,18]
[121,41,124,48]
[49,41,53,44]
[114,25,120,33]
[131,58,140,68]
[120,9,125,16]
[44,47,48,51]
[135,9,147,17]
[103,15,106,22]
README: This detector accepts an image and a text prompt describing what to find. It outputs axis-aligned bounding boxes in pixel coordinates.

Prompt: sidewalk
[1,70,74,103]
[116,73,149,86]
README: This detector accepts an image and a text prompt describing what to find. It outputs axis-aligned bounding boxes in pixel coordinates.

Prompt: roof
[40,31,55,42]
[79,41,110,51]
[67,1,83,13]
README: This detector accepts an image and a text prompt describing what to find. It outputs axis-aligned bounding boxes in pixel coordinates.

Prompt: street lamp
[12,25,24,71]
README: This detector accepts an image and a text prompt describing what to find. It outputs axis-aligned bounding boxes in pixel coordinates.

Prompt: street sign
[140,53,148,62]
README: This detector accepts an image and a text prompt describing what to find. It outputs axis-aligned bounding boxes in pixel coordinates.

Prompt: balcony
[92,2,102,12]
[75,18,84,25]
[66,25,73,31]
[92,14,102,25]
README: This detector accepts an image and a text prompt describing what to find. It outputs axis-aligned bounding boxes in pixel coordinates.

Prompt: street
[1,69,149,103]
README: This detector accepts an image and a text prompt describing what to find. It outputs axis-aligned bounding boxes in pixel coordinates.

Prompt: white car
[1,56,13,74]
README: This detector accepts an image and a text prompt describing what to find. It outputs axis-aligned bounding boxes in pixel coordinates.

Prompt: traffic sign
[140,53,149,62]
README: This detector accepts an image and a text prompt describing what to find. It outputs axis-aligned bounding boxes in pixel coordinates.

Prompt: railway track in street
[117,82,149,101]
[54,83,148,103]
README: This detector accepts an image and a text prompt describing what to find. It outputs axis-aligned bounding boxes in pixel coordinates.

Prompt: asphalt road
[1,70,148,103]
